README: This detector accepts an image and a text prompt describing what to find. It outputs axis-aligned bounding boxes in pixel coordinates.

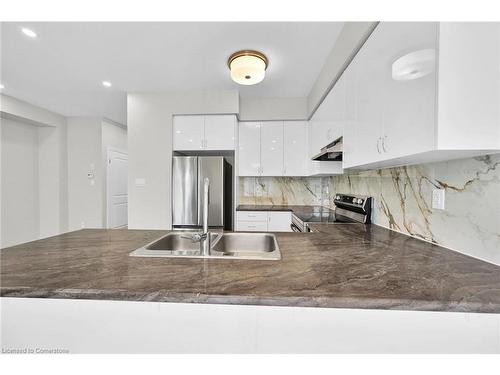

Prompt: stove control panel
[334,194,366,206]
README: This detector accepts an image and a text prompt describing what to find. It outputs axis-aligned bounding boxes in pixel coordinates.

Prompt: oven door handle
[290,223,302,232]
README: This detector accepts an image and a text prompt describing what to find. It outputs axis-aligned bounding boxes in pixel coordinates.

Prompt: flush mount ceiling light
[0,83,4,89]
[392,49,435,81]
[227,50,268,85]
[21,27,37,38]
[102,81,112,87]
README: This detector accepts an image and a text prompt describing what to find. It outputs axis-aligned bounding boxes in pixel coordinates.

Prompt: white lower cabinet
[236,221,268,232]
[4,298,498,353]
[267,212,292,232]
[236,211,292,232]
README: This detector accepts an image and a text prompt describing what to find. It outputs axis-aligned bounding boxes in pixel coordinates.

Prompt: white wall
[38,122,68,238]
[66,118,103,230]
[1,95,68,247]
[0,119,40,247]
[65,118,128,231]
[239,97,308,121]
[127,90,238,229]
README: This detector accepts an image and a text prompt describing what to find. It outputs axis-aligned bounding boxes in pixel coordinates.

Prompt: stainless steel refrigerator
[172,156,232,230]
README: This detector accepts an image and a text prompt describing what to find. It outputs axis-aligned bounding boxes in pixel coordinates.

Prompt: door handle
[376,137,381,154]
[382,136,387,153]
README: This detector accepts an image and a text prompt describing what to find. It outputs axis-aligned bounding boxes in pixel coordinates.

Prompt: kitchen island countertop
[1,225,500,313]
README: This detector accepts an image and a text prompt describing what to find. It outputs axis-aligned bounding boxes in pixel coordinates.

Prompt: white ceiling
[0,22,343,125]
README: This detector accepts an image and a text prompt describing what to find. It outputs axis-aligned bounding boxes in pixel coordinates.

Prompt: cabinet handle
[376,137,381,154]
[382,136,387,153]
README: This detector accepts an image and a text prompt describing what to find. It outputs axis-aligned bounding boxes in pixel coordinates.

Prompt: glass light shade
[392,49,436,81]
[230,55,266,85]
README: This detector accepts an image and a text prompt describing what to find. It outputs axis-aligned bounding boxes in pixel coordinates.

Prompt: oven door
[291,214,305,232]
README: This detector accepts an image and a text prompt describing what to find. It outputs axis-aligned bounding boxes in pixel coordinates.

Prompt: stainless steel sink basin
[129,231,281,260]
[210,232,280,260]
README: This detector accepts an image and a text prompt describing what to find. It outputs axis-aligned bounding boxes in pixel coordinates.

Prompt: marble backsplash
[239,154,500,265]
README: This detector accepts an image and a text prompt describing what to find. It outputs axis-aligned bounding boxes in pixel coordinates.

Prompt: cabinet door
[173,115,205,150]
[284,121,307,176]
[204,115,236,150]
[238,122,261,176]
[260,121,284,176]
[347,31,385,168]
[267,212,292,232]
[379,22,437,159]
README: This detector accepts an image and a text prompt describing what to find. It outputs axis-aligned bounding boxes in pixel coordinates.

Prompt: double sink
[130,231,281,260]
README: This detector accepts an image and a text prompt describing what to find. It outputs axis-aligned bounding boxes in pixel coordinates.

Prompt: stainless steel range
[290,194,373,232]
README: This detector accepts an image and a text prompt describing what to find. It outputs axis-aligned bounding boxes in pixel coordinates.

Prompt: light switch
[135,178,146,187]
[432,189,445,210]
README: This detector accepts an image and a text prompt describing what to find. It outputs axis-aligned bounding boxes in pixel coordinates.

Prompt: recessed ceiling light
[21,28,37,38]
[102,81,112,88]
[0,83,4,89]
[228,50,268,85]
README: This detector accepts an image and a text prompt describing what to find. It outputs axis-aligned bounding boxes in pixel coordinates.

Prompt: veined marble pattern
[329,154,500,265]
[238,154,500,265]
[239,177,330,206]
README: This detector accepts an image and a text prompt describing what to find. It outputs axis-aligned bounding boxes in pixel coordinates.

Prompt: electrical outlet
[432,189,445,210]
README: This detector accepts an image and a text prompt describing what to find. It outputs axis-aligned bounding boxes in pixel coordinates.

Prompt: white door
[107,149,128,228]
[284,121,307,176]
[238,122,261,176]
[260,121,284,176]
[204,115,235,150]
[173,115,204,150]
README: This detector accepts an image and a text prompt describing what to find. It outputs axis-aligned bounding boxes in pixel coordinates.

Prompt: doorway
[106,148,128,228]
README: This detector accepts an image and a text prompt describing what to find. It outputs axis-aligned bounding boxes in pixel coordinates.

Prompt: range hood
[312,136,343,161]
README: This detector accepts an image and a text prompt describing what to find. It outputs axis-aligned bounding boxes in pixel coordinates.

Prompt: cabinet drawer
[236,211,268,222]
[236,221,268,232]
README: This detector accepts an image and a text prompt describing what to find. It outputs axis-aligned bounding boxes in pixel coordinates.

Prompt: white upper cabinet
[173,115,205,150]
[204,115,235,150]
[342,22,500,170]
[238,122,261,176]
[173,115,236,151]
[260,121,284,176]
[284,121,307,176]
[436,22,500,150]
[343,22,437,169]
[238,121,309,177]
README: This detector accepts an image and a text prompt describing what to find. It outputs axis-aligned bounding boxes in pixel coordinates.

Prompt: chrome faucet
[181,177,210,256]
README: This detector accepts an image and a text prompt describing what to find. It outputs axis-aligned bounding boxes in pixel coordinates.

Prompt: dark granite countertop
[237,204,294,211]
[1,226,500,313]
